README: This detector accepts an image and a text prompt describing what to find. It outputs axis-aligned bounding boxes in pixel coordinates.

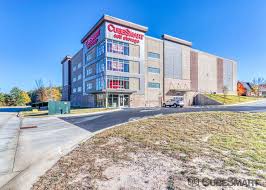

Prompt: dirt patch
[32,112,266,189]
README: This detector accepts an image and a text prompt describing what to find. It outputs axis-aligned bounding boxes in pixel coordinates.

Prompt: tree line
[0,80,62,106]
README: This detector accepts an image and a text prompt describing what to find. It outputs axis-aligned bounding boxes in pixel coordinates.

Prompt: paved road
[60,99,266,132]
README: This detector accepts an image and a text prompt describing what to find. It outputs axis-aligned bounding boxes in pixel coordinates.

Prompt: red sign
[107,24,144,44]
[85,29,100,49]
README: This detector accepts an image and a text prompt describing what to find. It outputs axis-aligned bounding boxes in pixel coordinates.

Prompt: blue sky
[0,0,266,93]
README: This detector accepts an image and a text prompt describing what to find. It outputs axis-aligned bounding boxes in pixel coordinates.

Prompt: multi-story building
[61,15,237,108]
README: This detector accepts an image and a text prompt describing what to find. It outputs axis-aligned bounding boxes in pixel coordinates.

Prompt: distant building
[61,15,238,108]
[237,81,255,96]
[258,84,266,97]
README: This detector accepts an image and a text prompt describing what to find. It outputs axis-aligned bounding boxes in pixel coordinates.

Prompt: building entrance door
[119,95,124,107]
[108,94,129,108]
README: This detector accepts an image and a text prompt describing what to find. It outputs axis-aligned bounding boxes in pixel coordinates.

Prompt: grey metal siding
[164,40,182,79]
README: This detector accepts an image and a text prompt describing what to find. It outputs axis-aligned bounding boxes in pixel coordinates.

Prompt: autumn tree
[0,92,5,106]
[47,87,62,101]
[35,79,48,102]
[21,91,31,104]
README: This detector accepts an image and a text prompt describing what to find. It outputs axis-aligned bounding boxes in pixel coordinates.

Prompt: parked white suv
[162,96,184,108]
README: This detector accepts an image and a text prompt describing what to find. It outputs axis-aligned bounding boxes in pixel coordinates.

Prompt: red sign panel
[107,24,144,44]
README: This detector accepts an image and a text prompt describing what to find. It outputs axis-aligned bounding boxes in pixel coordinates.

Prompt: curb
[194,99,265,108]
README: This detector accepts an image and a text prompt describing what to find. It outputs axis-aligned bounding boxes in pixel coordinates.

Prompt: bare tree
[252,77,265,96]
[35,79,47,102]
[222,86,229,104]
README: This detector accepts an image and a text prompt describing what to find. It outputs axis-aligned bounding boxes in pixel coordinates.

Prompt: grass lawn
[206,94,261,104]
[32,112,266,190]
[20,108,114,117]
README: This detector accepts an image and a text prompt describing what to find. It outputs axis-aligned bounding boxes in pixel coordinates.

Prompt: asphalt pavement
[60,99,266,132]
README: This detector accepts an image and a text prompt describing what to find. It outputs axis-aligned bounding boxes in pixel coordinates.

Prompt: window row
[86,77,105,91]
[73,74,82,82]
[107,76,129,89]
[72,86,82,93]
[107,39,129,55]
[73,62,82,71]
[147,67,160,74]
[107,57,129,72]
[85,41,105,63]
[148,52,160,59]
[85,59,105,77]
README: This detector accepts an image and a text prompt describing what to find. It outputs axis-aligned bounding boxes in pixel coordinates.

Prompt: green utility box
[48,101,70,115]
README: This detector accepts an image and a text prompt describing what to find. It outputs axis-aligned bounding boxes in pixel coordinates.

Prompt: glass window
[107,57,129,73]
[77,62,82,68]
[107,39,112,52]
[148,67,160,74]
[78,87,82,92]
[73,77,76,82]
[106,39,129,56]
[86,82,92,90]
[96,76,105,90]
[73,66,76,71]
[148,82,160,88]
[96,41,105,57]
[86,48,96,63]
[124,62,129,72]
[107,76,129,90]
[124,43,129,55]
[73,88,77,93]
[148,52,160,59]
[107,57,112,70]
[78,74,82,80]
[96,59,105,74]
[86,67,92,76]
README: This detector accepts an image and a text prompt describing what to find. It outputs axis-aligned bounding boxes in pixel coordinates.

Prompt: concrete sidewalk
[0,115,91,190]
[0,113,21,188]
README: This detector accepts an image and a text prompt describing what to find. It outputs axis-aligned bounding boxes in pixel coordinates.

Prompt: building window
[86,82,92,90]
[73,77,76,82]
[148,82,160,88]
[107,39,129,55]
[77,62,82,69]
[96,76,105,90]
[86,67,92,76]
[77,86,82,92]
[107,57,129,73]
[107,76,129,89]
[86,47,96,63]
[73,88,77,93]
[73,66,76,71]
[148,67,160,74]
[148,52,160,59]
[96,59,105,74]
[96,41,105,57]
[78,74,82,80]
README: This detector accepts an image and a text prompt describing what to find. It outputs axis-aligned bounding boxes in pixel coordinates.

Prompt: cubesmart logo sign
[84,29,101,49]
[107,23,144,44]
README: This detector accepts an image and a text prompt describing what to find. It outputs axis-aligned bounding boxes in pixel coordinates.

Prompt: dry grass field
[32,112,266,190]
